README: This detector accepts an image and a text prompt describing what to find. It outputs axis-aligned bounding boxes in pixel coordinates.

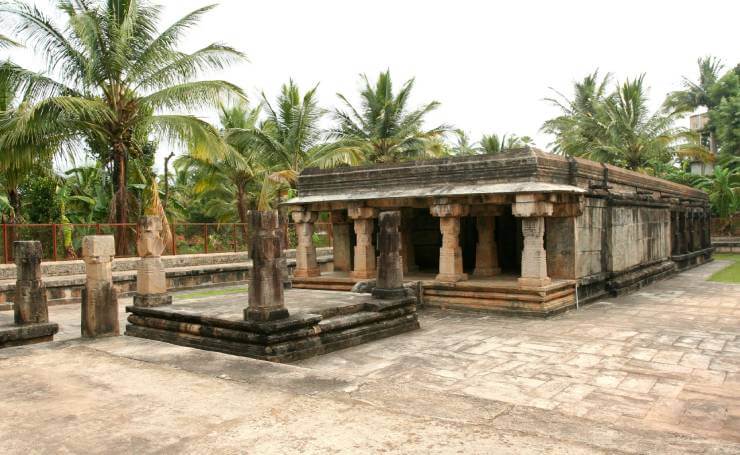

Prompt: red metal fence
[0,222,333,263]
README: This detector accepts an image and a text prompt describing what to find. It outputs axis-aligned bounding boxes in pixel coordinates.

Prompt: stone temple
[285,148,713,317]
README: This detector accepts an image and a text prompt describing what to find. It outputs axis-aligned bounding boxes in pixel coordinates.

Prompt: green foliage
[542,72,708,171]
[0,0,246,230]
[709,64,740,156]
[332,70,449,163]
[19,172,61,223]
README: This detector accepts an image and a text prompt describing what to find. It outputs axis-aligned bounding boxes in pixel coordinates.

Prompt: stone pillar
[431,201,468,282]
[291,208,320,278]
[518,217,551,287]
[331,211,352,273]
[372,211,406,299]
[13,241,48,324]
[348,205,378,279]
[245,211,289,321]
[81,235,119,337]
[512,194,554,288]
[276,212,292,288]
[133,216,172,307]
[473,216,501,277]
[400,208,417,274]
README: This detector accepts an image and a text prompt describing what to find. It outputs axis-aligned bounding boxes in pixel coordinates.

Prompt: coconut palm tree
[541,71,613,160]
[543,72,708,172]
[1,0,246,253]
[0,61,64,224]
[179,101,264,223]
[228,80,359,209]
[664,57,724,114]
[479,133,534,154]
[331,71,449,163]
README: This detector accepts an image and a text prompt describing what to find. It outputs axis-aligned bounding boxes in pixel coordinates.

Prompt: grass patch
[175,286,248,300]
[708,254,740,283]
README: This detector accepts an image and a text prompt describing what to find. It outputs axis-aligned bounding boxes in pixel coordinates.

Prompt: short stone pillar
[348,205,378,279]
[473,216,501,277]
[431,201,468,282]
[518,217,551,287]
[245,211,289,321]
[372,211,405,299]
[133,216,172,307]
[13,241,49,324]
[81,235,119,337]
[331,211,352,272]
[291,208,320,278]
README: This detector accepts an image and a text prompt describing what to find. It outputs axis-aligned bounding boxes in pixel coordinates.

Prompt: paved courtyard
[0,260,738,453]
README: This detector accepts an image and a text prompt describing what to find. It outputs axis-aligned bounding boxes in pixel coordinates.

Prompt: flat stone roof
[285,148,708,206]
[285,181,585,205]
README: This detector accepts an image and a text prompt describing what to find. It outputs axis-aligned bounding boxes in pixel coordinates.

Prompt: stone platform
[295,272,577,317]
[125,289,419,362]
[0,318,58,348]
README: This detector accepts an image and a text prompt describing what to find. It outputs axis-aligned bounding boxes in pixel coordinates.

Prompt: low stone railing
[0,248,333,309]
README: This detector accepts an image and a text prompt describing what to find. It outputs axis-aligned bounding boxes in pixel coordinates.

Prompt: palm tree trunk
[113,149,129,256]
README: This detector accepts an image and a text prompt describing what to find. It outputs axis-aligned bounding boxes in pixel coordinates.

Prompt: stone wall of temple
[607,206,671,272]
[575,198,607,279]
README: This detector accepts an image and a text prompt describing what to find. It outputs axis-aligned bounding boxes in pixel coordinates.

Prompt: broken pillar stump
[372,211,408,300]
[133,216,172,307]
[81,235,119,337]
[0,241,58,349]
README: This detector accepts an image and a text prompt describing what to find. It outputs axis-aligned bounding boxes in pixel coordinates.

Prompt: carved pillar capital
[348,204,378,220]
[512,193,554,218]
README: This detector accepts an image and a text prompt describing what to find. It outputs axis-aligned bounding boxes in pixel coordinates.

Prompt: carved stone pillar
[245,211,289,322]
[473,215,501,277]
[512,194,553,287]
[81,235,119,337]
[291,208,320,278]
[13,241,48,324]
[331,211,352,272]
[518,217,551,287]
[431,201,468,282]
[400,208,417,274]
[348,205,378,279]
[134,216,172,307]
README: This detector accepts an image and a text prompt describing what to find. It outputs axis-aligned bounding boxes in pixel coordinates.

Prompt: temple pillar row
[348,205,378,279]
[291,208,320,278]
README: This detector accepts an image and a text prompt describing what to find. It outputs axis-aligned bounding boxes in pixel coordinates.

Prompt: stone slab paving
[0,260,738,453]
[296,260,740,443]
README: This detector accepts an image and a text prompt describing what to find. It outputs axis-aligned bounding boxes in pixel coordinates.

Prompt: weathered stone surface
[81,235,119,337]
[372,211,405,299]
[432,208,467,283]
[245,211,289,322]
[330,211,351,272]
[13,241,48,324]
[136,215,165,257]
[518,217,551,287]
[134,216,171,308]
[350,217,376,279]
[291,209,320,278]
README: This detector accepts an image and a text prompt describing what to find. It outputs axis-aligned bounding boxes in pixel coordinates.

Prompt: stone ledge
[0,321,59,348]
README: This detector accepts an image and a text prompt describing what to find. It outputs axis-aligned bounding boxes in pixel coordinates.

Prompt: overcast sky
[6,0,740,171]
